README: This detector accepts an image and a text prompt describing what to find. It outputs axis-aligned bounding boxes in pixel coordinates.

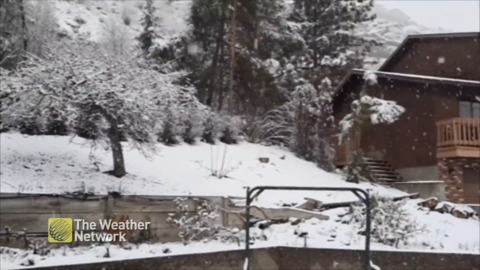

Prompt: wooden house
[333,32,480,204]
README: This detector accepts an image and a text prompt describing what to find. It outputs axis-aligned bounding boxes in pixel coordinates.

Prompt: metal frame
[244,186,371,270]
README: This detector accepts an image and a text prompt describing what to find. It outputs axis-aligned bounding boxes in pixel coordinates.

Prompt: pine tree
[138,0,156,57]
[290,0,378,72]
[186,0,305,116]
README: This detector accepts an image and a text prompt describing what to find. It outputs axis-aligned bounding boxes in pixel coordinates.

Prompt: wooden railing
[436,118,480,147]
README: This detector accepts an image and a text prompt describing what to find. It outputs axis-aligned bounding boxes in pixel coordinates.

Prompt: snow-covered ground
[0,133,405,207]
[0,133,479,270]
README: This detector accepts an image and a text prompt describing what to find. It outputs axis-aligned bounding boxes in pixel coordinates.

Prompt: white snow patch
[0,133,405,208]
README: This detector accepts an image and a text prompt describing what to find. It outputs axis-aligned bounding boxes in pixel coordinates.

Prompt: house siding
[359,80,438,169]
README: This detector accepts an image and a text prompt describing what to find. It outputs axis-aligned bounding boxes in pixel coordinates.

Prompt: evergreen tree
[186,0,304,116]
[290,0,378,72]
[138,0,156,57]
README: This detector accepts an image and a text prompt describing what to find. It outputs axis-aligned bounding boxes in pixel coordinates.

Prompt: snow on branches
[339,71,405,141]
[166,197,241,245]
[339,96,405,142]
[0,42,203,177]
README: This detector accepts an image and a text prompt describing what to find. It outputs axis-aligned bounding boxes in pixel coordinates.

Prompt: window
[459,101,480,118]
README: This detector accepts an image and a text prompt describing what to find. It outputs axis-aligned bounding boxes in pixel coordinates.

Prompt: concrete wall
[391,180,446,201]
[0,193,329,248]
[31,247,480,270]
[397,165,439,180]
[0,193,234,246]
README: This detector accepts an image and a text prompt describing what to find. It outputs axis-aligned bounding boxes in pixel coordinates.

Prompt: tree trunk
[92,105,126,178]
[223,0,237,112]
[206,0,227,108]
[106,115,126,178]
[19,0,28,52]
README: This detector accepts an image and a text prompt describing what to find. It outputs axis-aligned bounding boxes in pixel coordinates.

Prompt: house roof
[332,32,480,113]
[332,69,480,113]
[378,32,480,71]
[340,69,480,89]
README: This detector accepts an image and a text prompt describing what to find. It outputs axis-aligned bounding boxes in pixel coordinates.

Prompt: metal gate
[244,186,372,270]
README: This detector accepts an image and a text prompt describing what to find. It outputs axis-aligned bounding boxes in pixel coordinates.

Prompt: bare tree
[100,16,134,60]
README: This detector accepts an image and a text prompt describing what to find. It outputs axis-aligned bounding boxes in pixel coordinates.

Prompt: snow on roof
[351,69,480,86]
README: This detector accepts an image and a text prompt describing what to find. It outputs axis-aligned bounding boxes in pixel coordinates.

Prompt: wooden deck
[436,118,480,158]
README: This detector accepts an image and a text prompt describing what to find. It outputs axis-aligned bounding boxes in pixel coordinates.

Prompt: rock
[451,208,468,219]
[74,16,86,25]
[258,157,269,163]
[56,29,69,38]
[290,218,302,226]
[434,202,454,214]
[417,197,438,210]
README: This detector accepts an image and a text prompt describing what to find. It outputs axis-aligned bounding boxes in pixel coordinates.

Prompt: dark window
[459,101,480,118]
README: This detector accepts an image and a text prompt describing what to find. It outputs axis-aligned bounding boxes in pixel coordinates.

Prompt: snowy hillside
[0,133,406,207]
[48,0,190,47]
[44,0,444,69]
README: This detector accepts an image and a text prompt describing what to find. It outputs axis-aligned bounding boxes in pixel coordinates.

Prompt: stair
[363,158,403,183]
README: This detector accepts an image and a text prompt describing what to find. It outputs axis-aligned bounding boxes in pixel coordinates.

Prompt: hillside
[0,133,405,206]
[44,0,446,69]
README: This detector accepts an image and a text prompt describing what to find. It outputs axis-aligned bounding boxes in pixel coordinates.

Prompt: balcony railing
[436,118,480,147]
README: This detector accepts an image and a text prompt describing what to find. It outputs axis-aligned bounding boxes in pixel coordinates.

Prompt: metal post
[245,187,251,270]
[364,190,371,270]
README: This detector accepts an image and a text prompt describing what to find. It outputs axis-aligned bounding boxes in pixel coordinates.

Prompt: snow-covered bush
[201,113,224,144]
[219,115,243,144]
[182,105,208,144]
[167,198,218,245]
[166,198,225,245]
[254,78,335,171]
[340,196,424,247]
[159,104,182,146]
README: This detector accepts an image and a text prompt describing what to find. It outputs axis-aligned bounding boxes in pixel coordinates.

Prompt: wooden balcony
[436,118,480,158]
